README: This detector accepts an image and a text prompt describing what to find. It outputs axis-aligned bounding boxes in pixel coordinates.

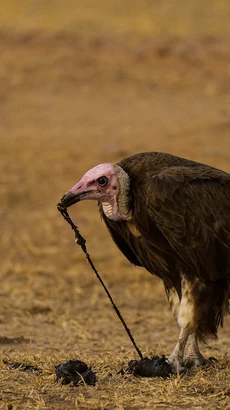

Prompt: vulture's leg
[165,287,180,320]
[167,276,195,372]
[184,334,206,367]
[166,289,190,372]
[168,327,190,373]
[165,287,187,372]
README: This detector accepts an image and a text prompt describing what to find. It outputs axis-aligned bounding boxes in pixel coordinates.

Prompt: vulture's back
[118,152,230,186]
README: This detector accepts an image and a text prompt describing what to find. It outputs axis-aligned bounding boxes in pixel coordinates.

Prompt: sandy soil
[0,14,230,410]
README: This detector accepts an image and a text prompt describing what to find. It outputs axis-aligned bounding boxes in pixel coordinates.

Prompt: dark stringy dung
[57,204,143,360]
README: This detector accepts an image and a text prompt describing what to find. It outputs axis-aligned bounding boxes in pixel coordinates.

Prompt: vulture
[60,152,230,371]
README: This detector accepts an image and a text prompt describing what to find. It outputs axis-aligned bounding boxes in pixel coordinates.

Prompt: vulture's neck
[102,166,131,221]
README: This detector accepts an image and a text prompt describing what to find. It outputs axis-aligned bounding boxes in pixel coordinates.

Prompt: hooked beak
[57,178,98,210]
[57,189,90,210]
[57,190,80,209]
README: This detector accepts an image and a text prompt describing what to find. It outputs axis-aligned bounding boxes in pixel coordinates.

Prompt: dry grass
[0,2,230,409]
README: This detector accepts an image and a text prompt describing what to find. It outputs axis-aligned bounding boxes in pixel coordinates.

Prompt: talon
[184,356,206,368]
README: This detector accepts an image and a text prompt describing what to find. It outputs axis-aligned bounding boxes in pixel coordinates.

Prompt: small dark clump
[5,361,40,373]
[120,356,173,378]
[55,359,96,386]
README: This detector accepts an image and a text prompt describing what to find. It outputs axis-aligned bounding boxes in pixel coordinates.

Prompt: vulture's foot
[167,356,186,374]
[184,352,206,368]
[184,355,217,368]
[184,334,206,368]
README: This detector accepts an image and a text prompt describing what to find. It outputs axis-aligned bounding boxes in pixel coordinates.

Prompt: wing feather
[136,167,230,281]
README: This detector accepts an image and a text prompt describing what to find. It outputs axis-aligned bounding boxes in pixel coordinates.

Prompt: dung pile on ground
[55,359,97,386]
[120,356,173,378]
[4,361,40,373]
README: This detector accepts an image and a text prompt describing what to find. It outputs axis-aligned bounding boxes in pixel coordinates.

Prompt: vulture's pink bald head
[71,163,119,200]
[59,163,131,220]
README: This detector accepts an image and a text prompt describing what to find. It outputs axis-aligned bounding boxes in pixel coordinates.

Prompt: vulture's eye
[97,176,108,187]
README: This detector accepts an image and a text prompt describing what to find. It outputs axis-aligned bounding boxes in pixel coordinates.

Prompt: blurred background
[0,0,230,373]
[1,0,230,36]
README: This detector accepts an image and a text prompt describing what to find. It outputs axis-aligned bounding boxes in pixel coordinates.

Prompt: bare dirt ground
[1,4,230,409]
